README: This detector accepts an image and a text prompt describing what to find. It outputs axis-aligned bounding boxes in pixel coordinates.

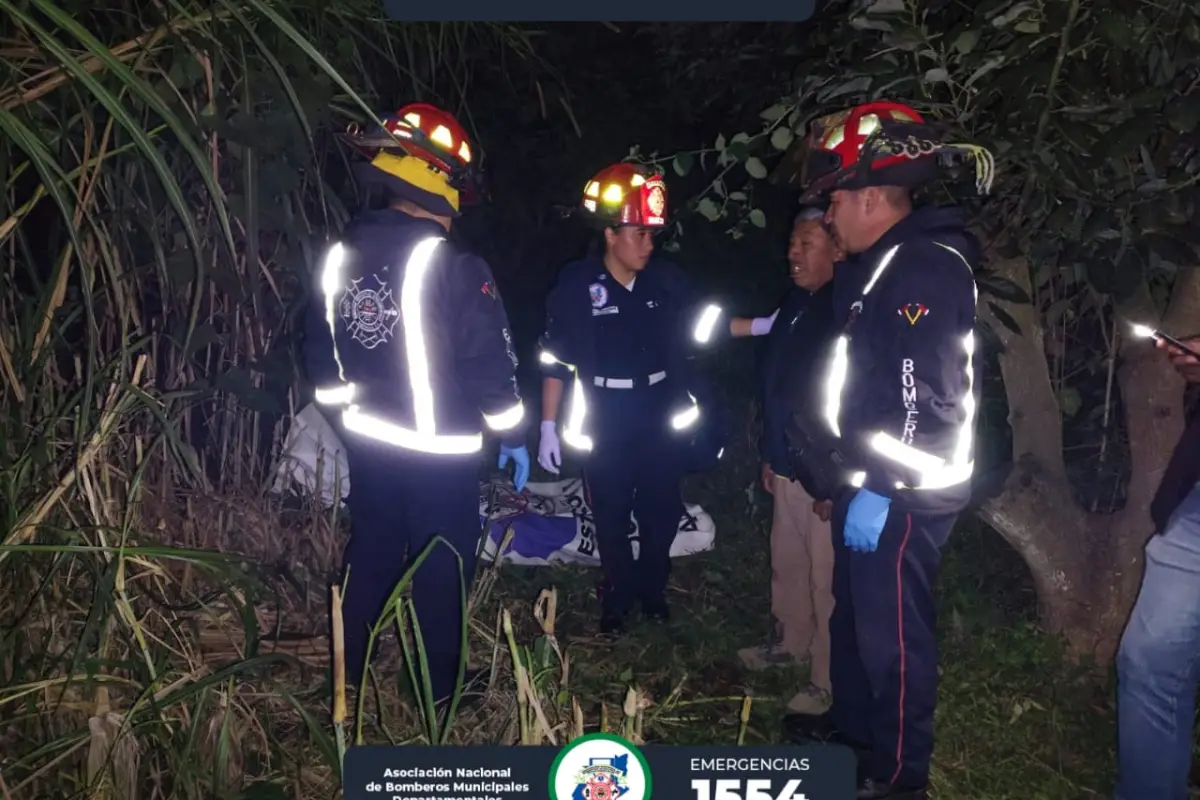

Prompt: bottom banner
[345,733,857,800]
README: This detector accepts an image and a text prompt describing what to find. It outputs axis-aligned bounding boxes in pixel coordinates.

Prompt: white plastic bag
[269,403,350,507]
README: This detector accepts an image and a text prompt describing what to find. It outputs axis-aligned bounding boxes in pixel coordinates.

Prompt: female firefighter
[534,163,766,635]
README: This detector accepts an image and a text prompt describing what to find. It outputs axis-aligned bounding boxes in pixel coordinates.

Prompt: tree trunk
[974,252,1200,664]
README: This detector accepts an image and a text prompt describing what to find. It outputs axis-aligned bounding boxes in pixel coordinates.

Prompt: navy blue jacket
[828,205,982,515]
[302,208,527,453]
[538,254,725,443]
[758,280,837,481]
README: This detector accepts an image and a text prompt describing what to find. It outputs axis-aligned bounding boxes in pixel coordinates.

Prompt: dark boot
[600,608,628,637]
[641,594,669,623]
[782,711,871,758]
[597,580,630,637]
[856,777,927,799]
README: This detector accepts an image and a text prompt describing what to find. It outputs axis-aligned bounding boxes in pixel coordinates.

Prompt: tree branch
[1163,267,1200,333]
[977,474,1088,606]
[1014,0,1084,222]
[979,254,1068,480]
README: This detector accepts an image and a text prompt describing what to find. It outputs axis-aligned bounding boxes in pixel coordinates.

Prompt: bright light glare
[1130,323,1157,339]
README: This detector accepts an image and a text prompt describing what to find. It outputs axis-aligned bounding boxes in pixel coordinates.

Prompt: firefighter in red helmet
[782,100,993,800]
[302,103,529,706]
[535,162,768,635]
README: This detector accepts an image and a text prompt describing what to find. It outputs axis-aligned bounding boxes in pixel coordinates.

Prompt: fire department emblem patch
[589,282,609,309]
[646,183,666,217]
[639,178,667,226]
[898,303,929,325]
[549,732,651,800]
[339,274,400,349]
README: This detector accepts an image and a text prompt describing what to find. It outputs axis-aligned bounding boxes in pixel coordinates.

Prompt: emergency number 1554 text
[690,778,808,800]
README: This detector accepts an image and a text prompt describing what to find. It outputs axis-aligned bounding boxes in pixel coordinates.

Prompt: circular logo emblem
[353,292,384,331]
[589,282,609,309]
[646,184,666,217]
[549,732,651,800]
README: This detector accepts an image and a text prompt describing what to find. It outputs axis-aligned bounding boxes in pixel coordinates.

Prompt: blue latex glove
[498,444,530,492]
[844,488,891,553]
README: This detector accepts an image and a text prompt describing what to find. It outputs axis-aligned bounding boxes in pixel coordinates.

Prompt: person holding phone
[1114,331,1200,800]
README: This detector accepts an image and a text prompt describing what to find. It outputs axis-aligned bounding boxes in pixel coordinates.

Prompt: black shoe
[782,711,870,757]
[642,596,669,623]
[600,609,628,637]
[856,777,927,799]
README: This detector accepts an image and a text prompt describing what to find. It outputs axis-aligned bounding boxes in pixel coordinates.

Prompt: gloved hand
[844,488,891,553]
[538,420,561,474]
[750,309,779,336]
[498,444,530,492]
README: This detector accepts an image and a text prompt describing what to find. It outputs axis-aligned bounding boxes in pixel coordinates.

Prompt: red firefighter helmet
[580,162,669,228]
[798,100,995,203]
[340,102,481,216]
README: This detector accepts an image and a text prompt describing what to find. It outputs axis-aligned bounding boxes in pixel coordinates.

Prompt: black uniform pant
[584,383,684,616]
[340,434,481,703]
[829,489,957,789]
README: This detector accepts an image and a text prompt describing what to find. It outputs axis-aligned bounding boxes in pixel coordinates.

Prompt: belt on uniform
[593,371,667,389]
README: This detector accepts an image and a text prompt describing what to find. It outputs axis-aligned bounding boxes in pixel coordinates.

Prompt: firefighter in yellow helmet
[302,103,529,705]
[535,162,769,636]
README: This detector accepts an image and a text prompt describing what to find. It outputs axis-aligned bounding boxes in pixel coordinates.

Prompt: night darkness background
[394,22,817,388]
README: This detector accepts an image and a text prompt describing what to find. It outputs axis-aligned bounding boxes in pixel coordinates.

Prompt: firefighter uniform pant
[585,382,684,615]
[340,434,481,703]
[829,490,957,789]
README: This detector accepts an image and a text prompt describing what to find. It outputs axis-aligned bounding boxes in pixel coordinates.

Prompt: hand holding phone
[1157,335,1200,383]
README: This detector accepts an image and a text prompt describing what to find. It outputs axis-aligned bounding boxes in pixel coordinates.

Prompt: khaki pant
[770,476,834,693]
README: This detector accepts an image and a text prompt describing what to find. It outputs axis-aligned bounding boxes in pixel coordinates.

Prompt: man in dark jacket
[303,104,530,705]
[1115,333,1200,800]
[783,100,993,800]
[737,202,843,722]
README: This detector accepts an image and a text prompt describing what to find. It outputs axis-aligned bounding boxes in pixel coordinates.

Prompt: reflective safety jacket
[536,255,727,451]
[301,208,527,455]
[822,205,982,515]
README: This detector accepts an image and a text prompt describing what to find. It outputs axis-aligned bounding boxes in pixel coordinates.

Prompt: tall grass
[0,3,608,796]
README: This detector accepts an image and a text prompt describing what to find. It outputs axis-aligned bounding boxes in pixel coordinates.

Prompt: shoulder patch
[589,282,609,309]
